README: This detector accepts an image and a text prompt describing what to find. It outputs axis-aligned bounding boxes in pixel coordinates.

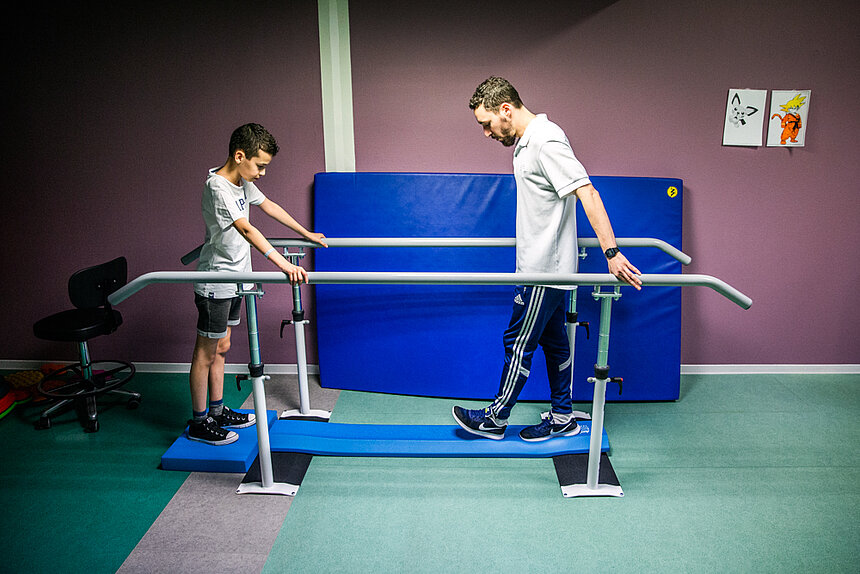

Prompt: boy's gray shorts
[195,294,242,339]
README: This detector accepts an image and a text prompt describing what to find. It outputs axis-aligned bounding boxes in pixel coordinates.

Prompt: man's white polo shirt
[513,114,590,280]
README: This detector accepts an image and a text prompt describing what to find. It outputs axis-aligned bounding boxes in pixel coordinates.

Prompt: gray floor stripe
[116,374,340,574]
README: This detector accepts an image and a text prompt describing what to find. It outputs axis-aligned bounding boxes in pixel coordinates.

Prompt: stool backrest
[68,257,128,310]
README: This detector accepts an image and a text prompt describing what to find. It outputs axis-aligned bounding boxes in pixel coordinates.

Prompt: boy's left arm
[259,198,328,247]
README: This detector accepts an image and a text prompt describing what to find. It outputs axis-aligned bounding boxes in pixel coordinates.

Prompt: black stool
[33,257,139,432]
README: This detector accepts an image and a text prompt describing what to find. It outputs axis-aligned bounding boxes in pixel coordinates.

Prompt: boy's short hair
[228,123,279,158]
[469,76,524,112]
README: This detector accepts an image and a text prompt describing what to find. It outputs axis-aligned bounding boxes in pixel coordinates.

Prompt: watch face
[605,248,619,259]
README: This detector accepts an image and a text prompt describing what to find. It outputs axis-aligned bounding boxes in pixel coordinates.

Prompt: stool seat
[33,308,122,342]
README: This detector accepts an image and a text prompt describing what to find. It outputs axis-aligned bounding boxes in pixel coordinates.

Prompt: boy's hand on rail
[279,261,309,285]
[608,254,643,290]
[306,232,328,248]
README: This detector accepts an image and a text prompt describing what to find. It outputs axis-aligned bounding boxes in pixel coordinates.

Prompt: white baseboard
[0,359,320,375]
[680,364,860,375]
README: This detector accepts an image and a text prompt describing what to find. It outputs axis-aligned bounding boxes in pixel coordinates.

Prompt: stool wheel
[127,397,141,409]
[38,360,136,400]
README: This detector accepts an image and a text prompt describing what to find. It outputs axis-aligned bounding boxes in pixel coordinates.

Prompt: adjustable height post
[561,285,624,498]
[566,287,590,420]
[236,284,296,495]
[566,287,578,407]
[291,278,311,415]
[280,249,331,420]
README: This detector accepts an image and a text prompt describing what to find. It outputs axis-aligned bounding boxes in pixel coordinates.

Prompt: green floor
[1,373,858,573]
[0,372,250,574]
[264,374,860,573]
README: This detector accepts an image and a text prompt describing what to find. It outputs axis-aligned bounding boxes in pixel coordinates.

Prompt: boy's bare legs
[208,328,230,406]
[190,331,228,415]
[187,329,240,445]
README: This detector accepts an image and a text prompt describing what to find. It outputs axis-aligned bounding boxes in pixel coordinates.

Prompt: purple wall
[3,2,324,367]
[3,0,858,368]
[349,0,860,365]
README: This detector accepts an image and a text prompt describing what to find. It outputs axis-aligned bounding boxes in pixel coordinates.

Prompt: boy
[188,123,327,445]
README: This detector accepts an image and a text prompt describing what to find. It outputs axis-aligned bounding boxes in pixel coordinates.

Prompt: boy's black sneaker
[186,416,239,446]
[211,406,256,429]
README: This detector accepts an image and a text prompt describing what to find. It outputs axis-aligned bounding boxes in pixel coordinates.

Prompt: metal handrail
[109,270,752,309]
[180,237,692,266]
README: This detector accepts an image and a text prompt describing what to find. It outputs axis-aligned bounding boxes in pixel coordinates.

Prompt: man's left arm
[259,198,328,247]
[574,183,642,290]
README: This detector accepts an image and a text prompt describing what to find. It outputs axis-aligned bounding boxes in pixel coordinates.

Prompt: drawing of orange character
[771,93,806,144]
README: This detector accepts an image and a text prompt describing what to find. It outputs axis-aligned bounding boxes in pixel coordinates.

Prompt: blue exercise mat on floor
[268,419,609,458]
[160,410,278,473]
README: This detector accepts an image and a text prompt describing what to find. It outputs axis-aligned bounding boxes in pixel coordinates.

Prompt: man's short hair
[469,76,524,112]
[228,123,279,158]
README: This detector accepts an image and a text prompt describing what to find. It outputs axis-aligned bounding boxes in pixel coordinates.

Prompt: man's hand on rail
[306,232,328,248]
[608,253,643,290]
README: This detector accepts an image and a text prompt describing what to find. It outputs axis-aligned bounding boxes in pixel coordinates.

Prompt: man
[452,77,641,442]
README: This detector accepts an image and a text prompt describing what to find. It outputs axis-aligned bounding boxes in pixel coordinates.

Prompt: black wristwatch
[604,247,620,259]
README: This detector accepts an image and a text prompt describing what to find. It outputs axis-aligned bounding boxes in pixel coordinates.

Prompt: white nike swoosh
[551,424,580,436]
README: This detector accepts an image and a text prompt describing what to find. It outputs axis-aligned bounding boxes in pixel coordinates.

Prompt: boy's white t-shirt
[194,169,266,299]
[512,114,590,281]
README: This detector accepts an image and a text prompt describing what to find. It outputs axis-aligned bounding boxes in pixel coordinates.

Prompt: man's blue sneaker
[519,413,580,442]
[452,405,507,440]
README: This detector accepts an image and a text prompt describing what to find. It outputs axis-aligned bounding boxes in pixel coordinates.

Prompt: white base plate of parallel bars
[236,481,300,496]
[562,484,624,498]
[281,409,332,420]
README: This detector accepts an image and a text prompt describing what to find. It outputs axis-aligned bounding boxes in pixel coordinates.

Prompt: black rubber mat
[552,452,620,487]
